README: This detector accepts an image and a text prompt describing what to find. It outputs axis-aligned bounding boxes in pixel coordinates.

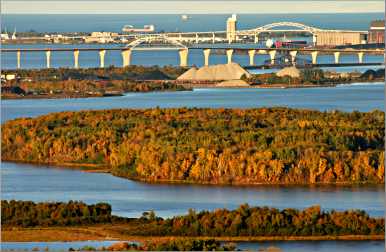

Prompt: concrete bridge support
[290,51,297,64]
[195,33,199,44]
[269,50,277,65]
[212,33,215,44]
[73,50,79,68]
[46,50,51,68]
[226,49,233,64]
[311,51,318,64]
[121,49,132,67]
[254,34,259,43]
[334,52,340,64]
[203,49,211,66]
[357,52,364,63]
[16,50,21,69]
[179,49,189,67]
[99,50,106,68]
[248,49,256,66]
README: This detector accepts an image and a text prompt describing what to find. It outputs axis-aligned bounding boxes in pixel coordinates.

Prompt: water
[2,240,384,252]
[1,13,383,33]
[1,241,125,251]
[1,83,384,123]
[1,162,384,218]
[1,43,384,69]
[236,241,385,252]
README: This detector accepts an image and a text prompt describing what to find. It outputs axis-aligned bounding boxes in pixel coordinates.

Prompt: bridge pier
[311,51,318,64]
[290,51,297,64]
[203,49,211,66]
[99,50,106,68]
[121,49,131,67]
[248,50,256,66]
[334,52,340,64]
[195,33,199,44]
[179,49,189,67]
[16,50,21,69]
[73,50,79,68]
[269,50,277,65]
[46,50,51,68]
[226,49,233,64]
[212,33,215,44]
[357,52,364,63]
[254,34,259,43]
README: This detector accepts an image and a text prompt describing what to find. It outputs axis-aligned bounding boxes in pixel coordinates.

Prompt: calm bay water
[2,240,384,252]
[2,13,383,33]
[2,162,384,218]
[1,83,384,123]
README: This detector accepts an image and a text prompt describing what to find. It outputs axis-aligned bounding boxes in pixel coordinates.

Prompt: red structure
[274,40,307,48]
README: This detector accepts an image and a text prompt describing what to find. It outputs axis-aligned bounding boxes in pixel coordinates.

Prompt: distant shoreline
[2,80,384,100]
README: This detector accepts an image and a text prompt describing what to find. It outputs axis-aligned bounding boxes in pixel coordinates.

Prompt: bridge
[1,22,383,69]
[10,21,369,47]
[1,40,383,69]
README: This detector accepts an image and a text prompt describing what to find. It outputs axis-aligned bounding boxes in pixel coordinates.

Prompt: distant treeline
[128,204,384,237]
[1,200,111,227]
[2,200,384,238]
[247,68,385,86]
[3,65,187,81]
[2,108,384,185]
[16,79,189,94]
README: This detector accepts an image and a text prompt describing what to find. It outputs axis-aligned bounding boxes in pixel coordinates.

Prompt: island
[2,108,384,185]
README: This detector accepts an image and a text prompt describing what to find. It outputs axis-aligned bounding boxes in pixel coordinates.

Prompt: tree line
[2,200,384,237]
[3,65,187,82]
[128,204,384,237]
[1,200,111,227]
[2,108,384,185]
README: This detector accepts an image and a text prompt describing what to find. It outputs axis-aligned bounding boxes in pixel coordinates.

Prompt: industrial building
[368,20,385,44]
[314,31,367,47]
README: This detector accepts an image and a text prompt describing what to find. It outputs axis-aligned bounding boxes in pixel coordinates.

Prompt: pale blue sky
[2,0,384,14]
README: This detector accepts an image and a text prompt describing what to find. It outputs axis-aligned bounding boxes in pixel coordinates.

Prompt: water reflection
[1,162,384,218]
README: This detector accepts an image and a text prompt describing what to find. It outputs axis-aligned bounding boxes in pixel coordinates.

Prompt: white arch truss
[254,22,323,33]
[126,35,188,50]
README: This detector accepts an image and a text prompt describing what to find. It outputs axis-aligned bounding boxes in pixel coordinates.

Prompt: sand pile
[177,63,250,81]
[276,67,301,78]
[215,80,250,87]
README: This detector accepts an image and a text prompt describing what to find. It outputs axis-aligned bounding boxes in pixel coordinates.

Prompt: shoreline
[2,79,383,100]
[2,159,383,187]
[2,226,384,242]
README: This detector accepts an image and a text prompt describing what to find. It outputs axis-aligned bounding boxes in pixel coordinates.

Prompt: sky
[2,0,385,14]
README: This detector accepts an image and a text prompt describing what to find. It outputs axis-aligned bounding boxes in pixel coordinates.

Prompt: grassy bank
[2,226,384,242]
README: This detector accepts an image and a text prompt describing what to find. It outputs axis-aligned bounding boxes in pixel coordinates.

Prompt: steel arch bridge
[126,35,188,51]
[254,22,323,33]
